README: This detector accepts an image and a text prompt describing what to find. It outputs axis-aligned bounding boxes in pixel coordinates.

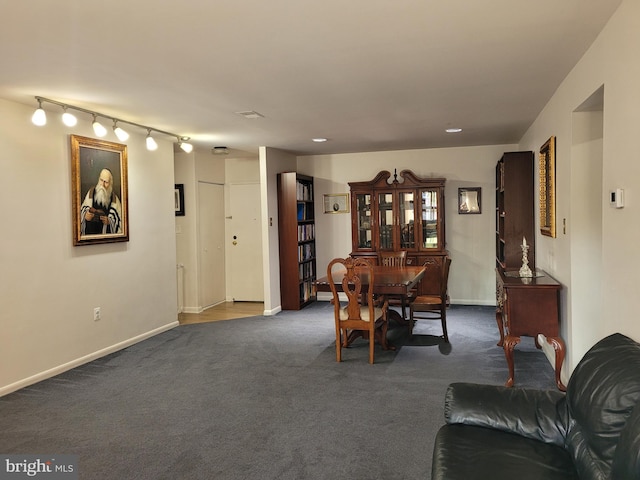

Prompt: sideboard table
[496,269,566,391]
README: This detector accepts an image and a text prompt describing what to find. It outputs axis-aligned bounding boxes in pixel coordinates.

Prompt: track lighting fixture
[92,115,107,137]
[178,137,193,153]
[32,96,193,152]
[146,130,158,151]
[62,107,77,127]
[31,98,47,126]
[112,120,129,141]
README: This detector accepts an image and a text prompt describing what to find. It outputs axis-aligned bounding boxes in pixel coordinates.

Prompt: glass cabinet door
[399,191,416,249]
[421,189,439,249]
[378,193,394,250]
[355,193,373,249]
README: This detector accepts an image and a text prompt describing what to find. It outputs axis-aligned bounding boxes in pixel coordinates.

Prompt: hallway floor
[178,301,264,325]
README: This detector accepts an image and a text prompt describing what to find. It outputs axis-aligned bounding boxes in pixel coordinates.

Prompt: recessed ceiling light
[446,128,463,133]
[312,138,328,142]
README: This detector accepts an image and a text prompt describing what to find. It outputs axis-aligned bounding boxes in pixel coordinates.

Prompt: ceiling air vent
[235,110,264,119]
[212,146,229,155]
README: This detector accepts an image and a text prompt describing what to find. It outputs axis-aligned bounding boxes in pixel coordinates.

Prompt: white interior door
[228,183,264,301]
[198,182,225,309]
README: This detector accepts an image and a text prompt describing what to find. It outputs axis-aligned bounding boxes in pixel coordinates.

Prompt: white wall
[298,145,516,305]
[174,151,198,311]
[519,0,640,371]
[174,151,225,312]
[1,98,178,395]
[260,147,297,314]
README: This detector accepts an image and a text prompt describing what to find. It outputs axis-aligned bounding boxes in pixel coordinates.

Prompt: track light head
[62,107,77,127]
[146,130,158,151]
[92,115,107,137]
[178,136,193,153]
[32,99,47,126]
[113,120,129,141]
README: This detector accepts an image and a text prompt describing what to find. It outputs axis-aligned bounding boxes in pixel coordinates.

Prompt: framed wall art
[458,187,482,214]
[71,135,129,246]
[175,184,185,216]
[539,136,556,237]
[323,193,350,214]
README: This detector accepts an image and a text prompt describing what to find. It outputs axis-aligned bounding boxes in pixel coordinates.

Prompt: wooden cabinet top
[349,169,446,190]
[497,269,562,289]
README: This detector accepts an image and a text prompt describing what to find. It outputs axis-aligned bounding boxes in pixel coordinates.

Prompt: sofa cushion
[432,424,578,480]
[565,333,640,480]
[444,382,567,446]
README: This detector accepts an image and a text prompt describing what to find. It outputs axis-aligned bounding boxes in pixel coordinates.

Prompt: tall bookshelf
[495,151,535,271]
[277,172,316,310]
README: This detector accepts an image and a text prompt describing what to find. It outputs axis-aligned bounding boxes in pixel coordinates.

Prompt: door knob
[232,241,237,246]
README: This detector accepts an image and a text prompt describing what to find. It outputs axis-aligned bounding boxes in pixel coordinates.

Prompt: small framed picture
[323,193,350,214]
[175,184,185,216]
[458,187,481,214]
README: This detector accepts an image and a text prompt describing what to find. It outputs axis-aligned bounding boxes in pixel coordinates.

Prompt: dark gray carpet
[0,304,557,479]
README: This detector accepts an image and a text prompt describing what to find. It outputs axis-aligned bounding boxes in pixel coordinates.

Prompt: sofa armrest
[444,382,568,446]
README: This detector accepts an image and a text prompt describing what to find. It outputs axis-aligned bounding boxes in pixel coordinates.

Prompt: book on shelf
[296,181,313,202]
[297,224,315,242]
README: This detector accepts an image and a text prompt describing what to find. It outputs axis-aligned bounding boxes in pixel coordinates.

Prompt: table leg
[503,335,521,388]
[495,308,505,347]
[344,328,395,351]
[388,308,408,327]
[345,330,363,346]
[375,326,395,351]
[547,336,567,392]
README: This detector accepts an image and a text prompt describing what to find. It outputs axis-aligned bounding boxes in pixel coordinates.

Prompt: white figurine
[519,236,533,278]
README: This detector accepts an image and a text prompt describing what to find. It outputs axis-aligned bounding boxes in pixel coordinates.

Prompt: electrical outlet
[93,307,101,321]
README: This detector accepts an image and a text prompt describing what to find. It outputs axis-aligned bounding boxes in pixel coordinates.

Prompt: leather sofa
[431,333,640,480]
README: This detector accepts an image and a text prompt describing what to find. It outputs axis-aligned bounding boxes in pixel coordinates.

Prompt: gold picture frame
[71,135,129,245]
[323,193,350,214]
[539,136,556,238]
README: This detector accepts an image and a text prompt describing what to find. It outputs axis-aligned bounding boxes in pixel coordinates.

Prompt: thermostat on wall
[610,188,624,208]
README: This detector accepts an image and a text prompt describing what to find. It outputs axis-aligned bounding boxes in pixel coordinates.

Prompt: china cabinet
[349,169,446,293]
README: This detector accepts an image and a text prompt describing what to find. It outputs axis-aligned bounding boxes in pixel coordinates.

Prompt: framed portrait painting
[71,135,129,246]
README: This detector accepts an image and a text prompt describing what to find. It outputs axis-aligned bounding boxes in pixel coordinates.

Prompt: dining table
[315,264,427,327]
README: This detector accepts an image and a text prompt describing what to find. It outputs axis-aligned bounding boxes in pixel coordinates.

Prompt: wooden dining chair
[327,257,389,364]
[378,250,411,319]
[378,250,407,267]
[409,256,452,342]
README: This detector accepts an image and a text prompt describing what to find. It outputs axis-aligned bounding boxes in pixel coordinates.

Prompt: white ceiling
[0,0,621,157]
